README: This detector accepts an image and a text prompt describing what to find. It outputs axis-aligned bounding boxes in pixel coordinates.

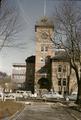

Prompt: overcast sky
[0,0,59,75]
[0,0,80,75]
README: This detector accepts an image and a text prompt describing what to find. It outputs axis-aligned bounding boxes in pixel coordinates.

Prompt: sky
[1,0,81,75]
[0,0,59,75]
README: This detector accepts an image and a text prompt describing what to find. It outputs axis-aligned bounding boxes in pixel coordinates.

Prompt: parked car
[23,91,32,98]
[4,93,16,101]
[16,90,24,98]
[31,93,37,98]
[16,90,32,98]
[42,92,64,100]
[0,92,4,101]
[65,93,77,101]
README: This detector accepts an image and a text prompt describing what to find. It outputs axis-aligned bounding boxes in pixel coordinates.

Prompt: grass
[0,101,24,119]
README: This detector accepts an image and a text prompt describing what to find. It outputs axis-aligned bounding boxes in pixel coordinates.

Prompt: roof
[25,56,35,63]
[37,65,46,73]
[13,63,26,67]
[52,51,70,62]
[35,16,54,30]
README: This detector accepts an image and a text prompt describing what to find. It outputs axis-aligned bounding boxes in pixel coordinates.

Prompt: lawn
[0,101,24,119]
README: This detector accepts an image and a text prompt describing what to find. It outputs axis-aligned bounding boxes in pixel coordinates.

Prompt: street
[11,102,81,120]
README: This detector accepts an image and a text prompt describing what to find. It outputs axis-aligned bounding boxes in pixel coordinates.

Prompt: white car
[4,93,16,101]
[23,91,32,98]
[16,90,24,98]
[65,93,77,101]
[0,92,4,101]
[31,93,37,98]
[16,90,32,98]
[42,92,64,100]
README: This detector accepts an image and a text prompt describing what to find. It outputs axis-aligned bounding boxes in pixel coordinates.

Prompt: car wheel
[66,97,69,101]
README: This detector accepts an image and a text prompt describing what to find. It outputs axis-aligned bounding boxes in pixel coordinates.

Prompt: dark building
[37,56,52,91]
[25,56,35,94]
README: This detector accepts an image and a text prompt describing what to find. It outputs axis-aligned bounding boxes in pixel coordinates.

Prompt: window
[63,65,66,72]
[64,87,66,95]
[41,73,47,78]
[45,46,48,51]
[40,57,44,62]
[58,65,62,72]
[63,78,66,86]
[58,87,61,94]
[58,78,61,85]
[41,46,44,51]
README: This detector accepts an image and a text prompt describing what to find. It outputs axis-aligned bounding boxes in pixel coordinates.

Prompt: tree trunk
[76,80,81,104]
[74,68,81,104]
[67,75,70,95]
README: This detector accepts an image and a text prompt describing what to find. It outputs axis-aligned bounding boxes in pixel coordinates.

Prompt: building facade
[51,51,77,95]
[34,16,78,95]
[25,56,35,94]
[35,17,54,91]
[12,63,26,89]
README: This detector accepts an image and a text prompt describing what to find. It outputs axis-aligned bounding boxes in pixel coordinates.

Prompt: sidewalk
[63,102,81,120]
[51,101,81,120]
[9,102,32,120]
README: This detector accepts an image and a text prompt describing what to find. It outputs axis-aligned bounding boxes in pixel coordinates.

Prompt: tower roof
[35,16,54,31]
[25,55,35,63]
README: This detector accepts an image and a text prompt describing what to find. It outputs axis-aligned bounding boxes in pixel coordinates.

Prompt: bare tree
[0,0,2,6]
[0,0,25,51]
[51,1,81,104]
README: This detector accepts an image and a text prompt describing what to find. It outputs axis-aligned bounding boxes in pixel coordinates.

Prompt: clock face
[41,32,48,39]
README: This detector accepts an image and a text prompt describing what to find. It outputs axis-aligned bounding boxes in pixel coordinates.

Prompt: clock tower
[35,17,54,92]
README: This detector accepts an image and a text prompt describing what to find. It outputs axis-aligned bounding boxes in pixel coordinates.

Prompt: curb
[70,113,80,120]
[9,102,32,120]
